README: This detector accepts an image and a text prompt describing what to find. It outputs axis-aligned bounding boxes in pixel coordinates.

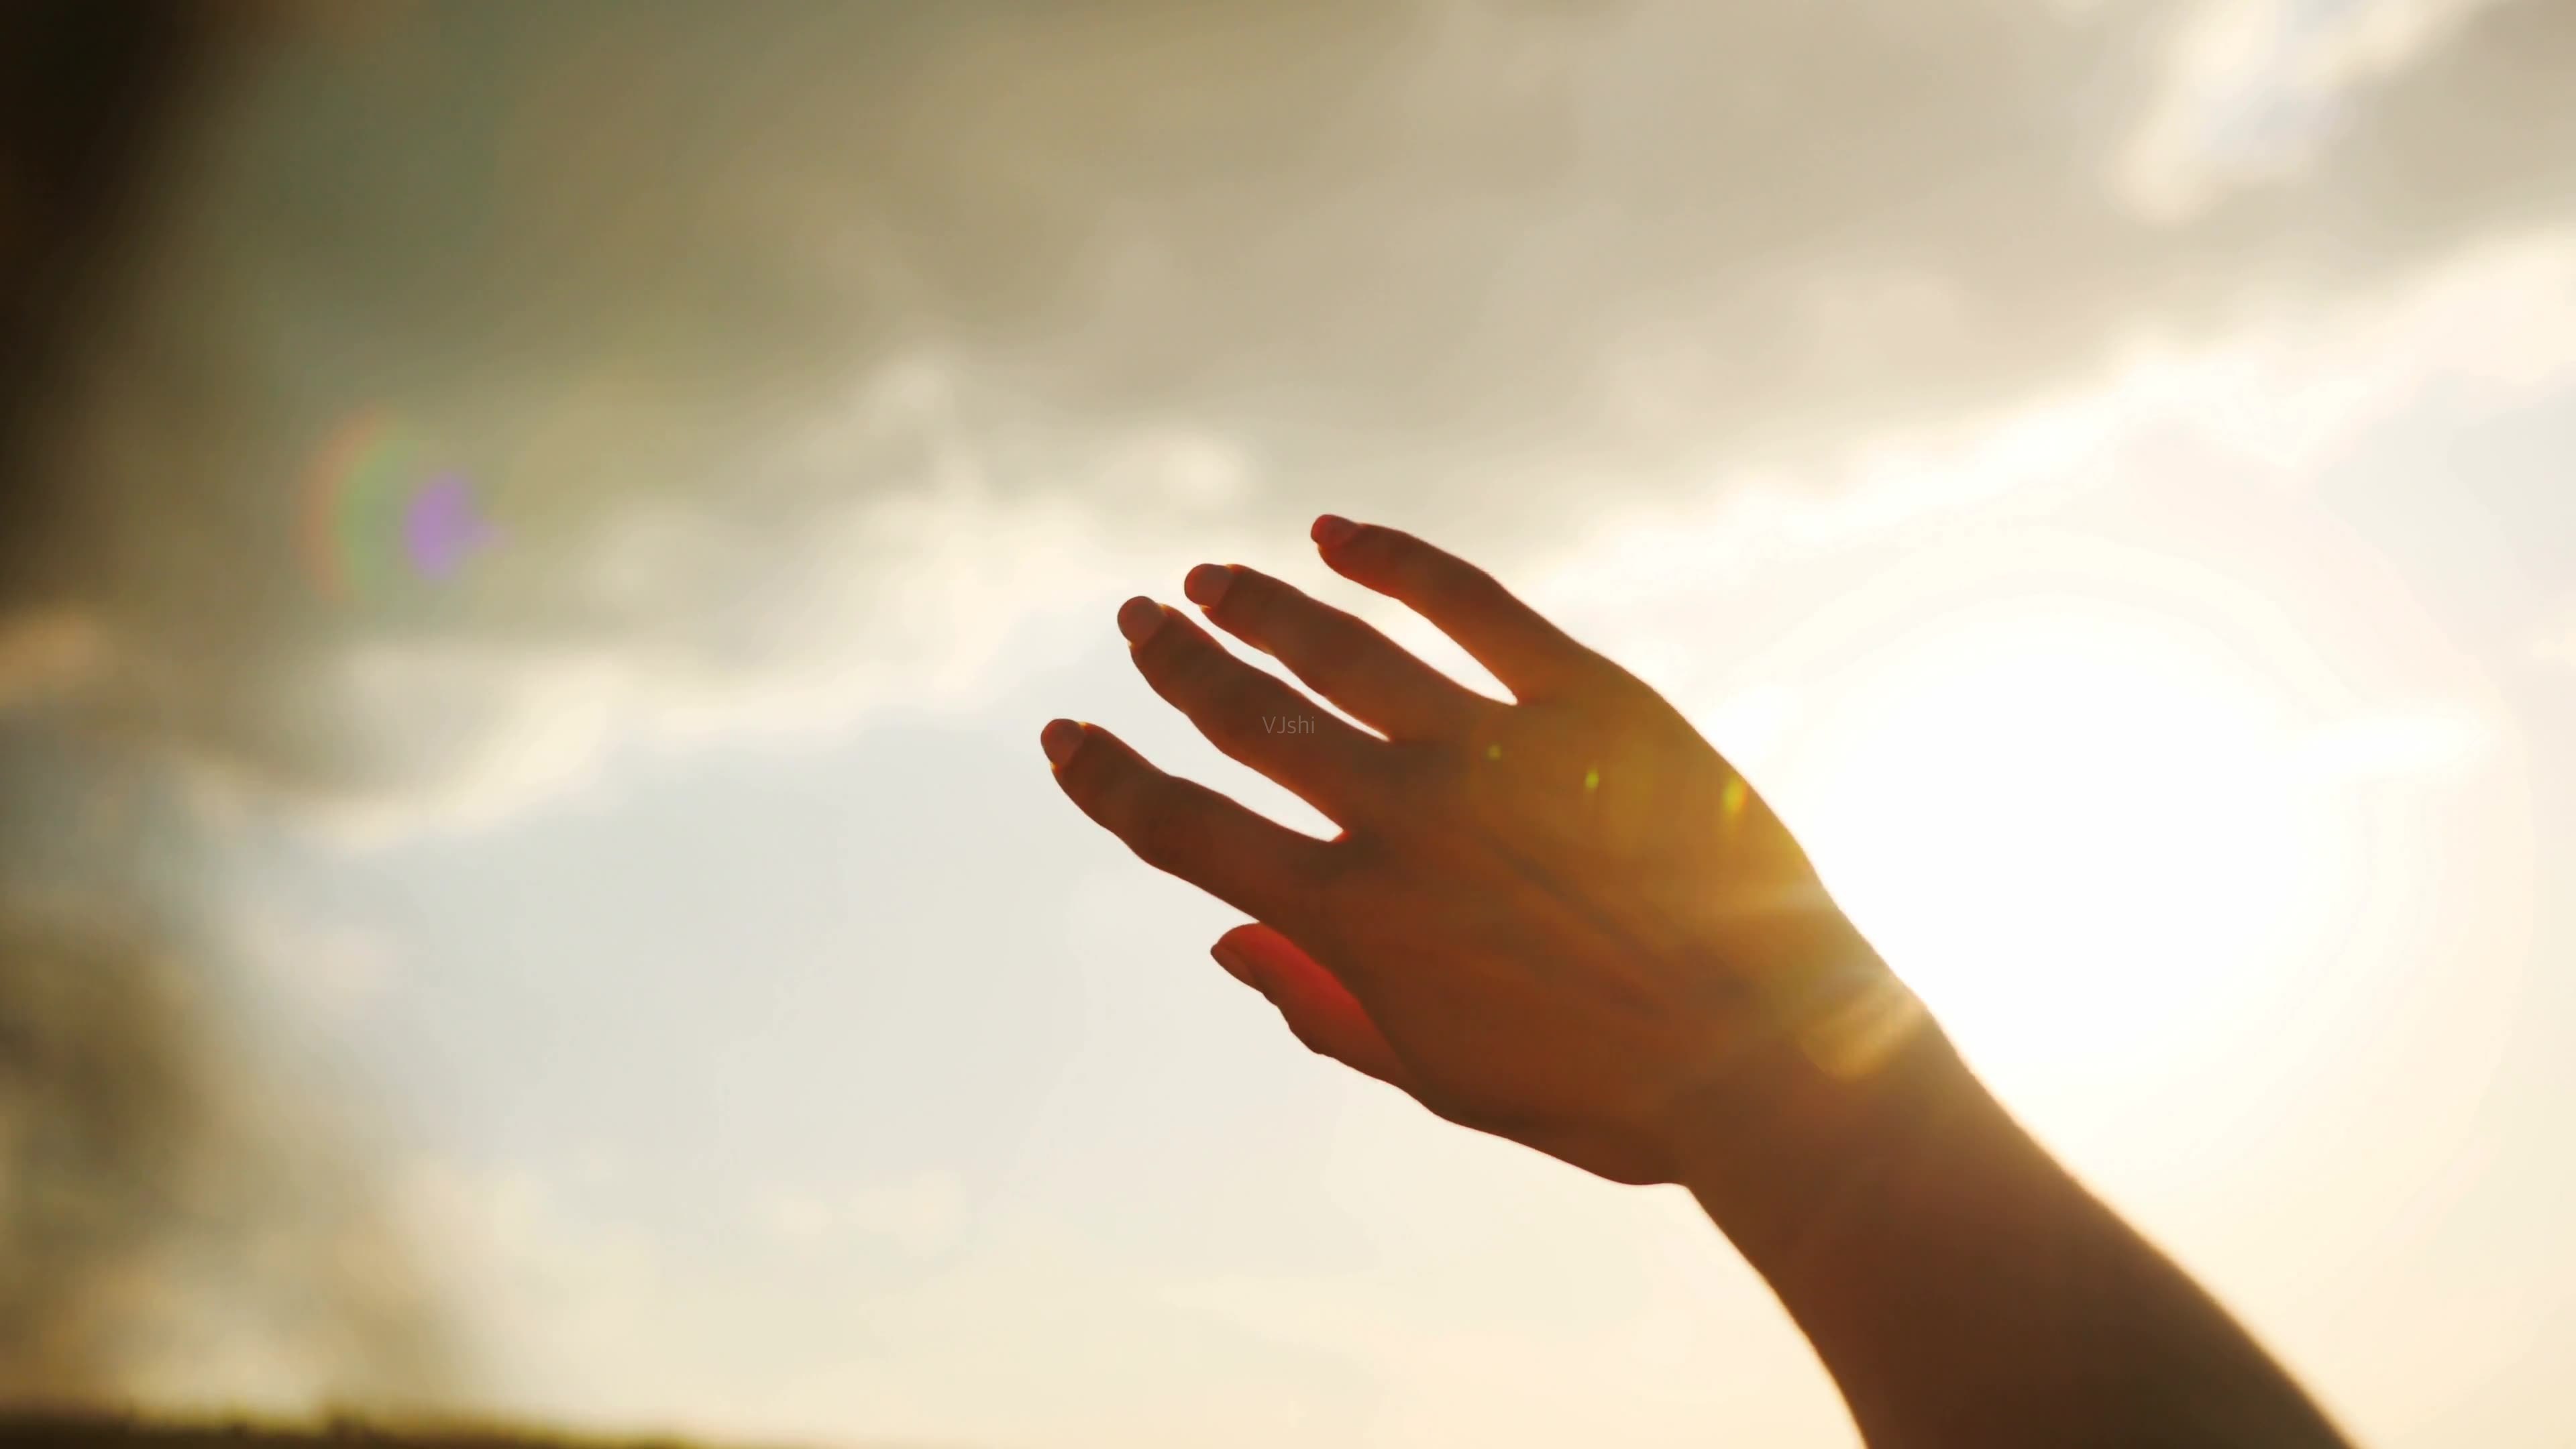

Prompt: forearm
[1683,1011,2354,1449]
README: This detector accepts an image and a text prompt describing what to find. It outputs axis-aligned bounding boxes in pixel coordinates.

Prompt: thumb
[1212,923,1415,1091]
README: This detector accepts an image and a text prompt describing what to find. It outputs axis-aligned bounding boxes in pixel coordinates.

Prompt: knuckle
[1436,561,1504,616]
[1381,740,1462,806]
[1409,566,1467,616]
[1217,657,1275,708]
[1311,616,1373,683]
[1150,629,1226,698]
[1084,755,1148,824]
[1285,628,1356,701]
[1303,843,1377,915]
[1258,847,1344,935]
[1124,800,1197,873]
[1208,568,1272,632]
[1203,671,1277,749]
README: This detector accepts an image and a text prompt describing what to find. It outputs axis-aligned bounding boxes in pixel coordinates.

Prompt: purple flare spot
[403,473,492,580]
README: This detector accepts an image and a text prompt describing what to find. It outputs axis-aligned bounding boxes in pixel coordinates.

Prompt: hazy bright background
[5,2,2574,1446]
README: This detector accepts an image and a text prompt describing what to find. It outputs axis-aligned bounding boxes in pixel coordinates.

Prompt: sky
[3,1,2575,1445]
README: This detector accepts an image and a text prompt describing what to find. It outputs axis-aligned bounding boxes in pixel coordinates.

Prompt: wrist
[1667,948,1982,1275]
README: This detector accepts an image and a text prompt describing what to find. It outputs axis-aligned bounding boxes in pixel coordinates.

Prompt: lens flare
[299,409,492,604]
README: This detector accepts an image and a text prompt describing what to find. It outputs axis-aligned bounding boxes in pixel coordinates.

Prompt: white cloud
[16,0,2576,851]
[1536,226,2576,686]
[843,1170,971,1259]
[757,1190,837,1246]
[2121,0,2513,221]
[394,1158,676,1421]
[280,211,2565,848]
[753,1169,971,1260]
[258,398,1260,847]
[227,899,400,1022]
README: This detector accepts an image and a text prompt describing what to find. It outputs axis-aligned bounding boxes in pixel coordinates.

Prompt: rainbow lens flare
[300,409,494,603]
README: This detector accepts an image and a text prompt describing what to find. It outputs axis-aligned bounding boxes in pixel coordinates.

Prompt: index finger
[1041,718,1340,928]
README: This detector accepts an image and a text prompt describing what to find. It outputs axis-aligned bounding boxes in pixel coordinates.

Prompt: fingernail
[1116,596,1165,645]
[1311,514,1358,549]
[1183,563,1234,608]
[1211,941,1258,988]
[1040,718,1083,767]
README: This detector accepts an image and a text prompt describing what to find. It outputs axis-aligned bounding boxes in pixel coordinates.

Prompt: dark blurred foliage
[1,1,462,1416]
[0,1411,740,1449]
[0,1,217,525]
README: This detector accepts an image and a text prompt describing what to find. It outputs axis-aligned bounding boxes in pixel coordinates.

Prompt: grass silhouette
[0,1413,842,1449]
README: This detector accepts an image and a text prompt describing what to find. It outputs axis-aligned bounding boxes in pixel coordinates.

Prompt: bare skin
[1040,515,2356,1449]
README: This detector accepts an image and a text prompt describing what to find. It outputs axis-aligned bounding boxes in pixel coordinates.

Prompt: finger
[1042,718,1336,925]
[1212,923,1414,1090]
[1118,596,1386,821]
[1311,515,1605,702]
[1183,562,1487,741]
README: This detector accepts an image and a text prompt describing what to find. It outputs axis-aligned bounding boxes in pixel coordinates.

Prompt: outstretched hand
[1040,518,2358,1449]
[1040,517,1923,1187]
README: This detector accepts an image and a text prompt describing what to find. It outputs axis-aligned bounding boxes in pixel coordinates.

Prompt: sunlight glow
[1778,596,2346,1089]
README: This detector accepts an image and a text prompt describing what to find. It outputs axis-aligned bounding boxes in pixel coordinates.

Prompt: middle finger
[1120,596,1388,824]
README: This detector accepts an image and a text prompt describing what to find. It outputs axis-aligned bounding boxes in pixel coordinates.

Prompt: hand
[1043,520,2356,1448]
[1040,517,1927,1187]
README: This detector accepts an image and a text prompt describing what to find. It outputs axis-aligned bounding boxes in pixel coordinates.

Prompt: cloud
[7,15,2571,1397]
[1526,223,2576,718]
[0,894,462,1415]
[2,0,2571,839]
[2118,0,2517,220]
[226,898,400,1024]
[393,1157,665,1421]
[1,8,2563,1428]
[754,1170,971,1261]
[842,1171,971,1260]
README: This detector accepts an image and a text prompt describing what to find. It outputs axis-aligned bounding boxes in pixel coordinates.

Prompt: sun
[1744,567,2359,1102]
